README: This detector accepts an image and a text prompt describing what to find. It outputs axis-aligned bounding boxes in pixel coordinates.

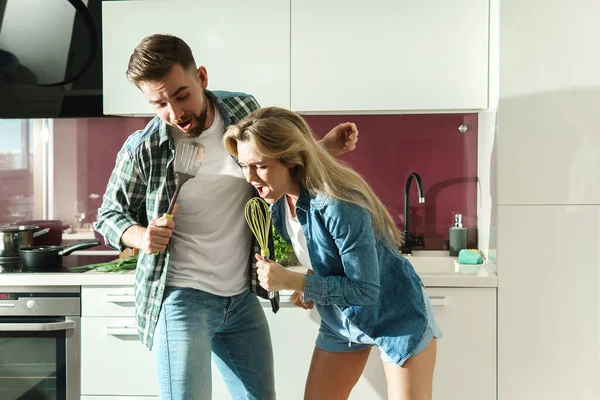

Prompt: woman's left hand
[255,254,292,292]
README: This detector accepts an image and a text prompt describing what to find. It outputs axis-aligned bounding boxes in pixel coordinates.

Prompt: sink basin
[402,254,459,274]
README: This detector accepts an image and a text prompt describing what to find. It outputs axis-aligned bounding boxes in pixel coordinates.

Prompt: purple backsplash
[76,117,152,208]
[2,113,477,250]
[304,114,479,250]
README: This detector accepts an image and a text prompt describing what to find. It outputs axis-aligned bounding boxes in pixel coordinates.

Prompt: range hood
[0,0,104,118]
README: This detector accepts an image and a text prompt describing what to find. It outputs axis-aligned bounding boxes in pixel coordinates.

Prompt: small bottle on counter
[449,213,467,257]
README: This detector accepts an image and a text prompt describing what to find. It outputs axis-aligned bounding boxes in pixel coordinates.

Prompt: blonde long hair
[223,107,404,249]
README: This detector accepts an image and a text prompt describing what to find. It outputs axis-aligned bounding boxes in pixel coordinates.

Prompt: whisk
[244,197,278,306]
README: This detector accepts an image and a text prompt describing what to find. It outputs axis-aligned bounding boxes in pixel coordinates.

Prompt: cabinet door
[428,287,496,400]
[252,289,495,400]
[263,303,390,399]
[102,0,290,116]
[268,305,322,398]
[291,0,489,112]
[498,206,600,400]
[81,317,158,396]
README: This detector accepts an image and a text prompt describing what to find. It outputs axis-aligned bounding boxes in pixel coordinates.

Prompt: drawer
[82,286,136,317]
[81,317,158,396]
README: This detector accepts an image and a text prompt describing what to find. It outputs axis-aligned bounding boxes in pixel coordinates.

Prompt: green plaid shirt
[94,90,268,350]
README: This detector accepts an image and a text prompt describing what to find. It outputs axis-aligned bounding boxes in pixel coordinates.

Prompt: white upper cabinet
[102,0,290,116]
[291,0,490,113]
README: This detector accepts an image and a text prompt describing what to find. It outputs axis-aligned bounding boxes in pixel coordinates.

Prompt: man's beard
[173,98,210,139]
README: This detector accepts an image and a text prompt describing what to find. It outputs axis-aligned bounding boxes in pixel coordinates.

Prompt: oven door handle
[0,321,75,332]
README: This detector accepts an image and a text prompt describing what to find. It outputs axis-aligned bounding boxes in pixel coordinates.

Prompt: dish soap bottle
[449,213,467,257]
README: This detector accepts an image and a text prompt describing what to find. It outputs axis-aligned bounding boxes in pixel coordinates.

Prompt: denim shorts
[315,287,442,365]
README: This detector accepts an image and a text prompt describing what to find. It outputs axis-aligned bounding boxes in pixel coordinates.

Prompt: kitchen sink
[402,251,460,274]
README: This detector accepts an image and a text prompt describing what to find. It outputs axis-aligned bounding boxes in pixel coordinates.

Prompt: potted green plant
[273,227,298,266]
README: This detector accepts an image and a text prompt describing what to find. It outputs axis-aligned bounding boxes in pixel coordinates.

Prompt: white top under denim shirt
[285,196,370,346]
[272,185,428,365]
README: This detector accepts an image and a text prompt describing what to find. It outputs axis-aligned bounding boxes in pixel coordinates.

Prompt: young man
[94,34,358,400]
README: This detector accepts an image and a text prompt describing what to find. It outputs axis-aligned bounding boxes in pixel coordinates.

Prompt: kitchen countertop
[0,255,497,288]
[0,253,136,287]
[418,265,497,288]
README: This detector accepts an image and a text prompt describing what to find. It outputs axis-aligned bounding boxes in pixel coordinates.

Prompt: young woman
[223,107,441,400]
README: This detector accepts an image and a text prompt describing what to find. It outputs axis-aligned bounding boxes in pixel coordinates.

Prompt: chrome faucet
[401,172,425,255]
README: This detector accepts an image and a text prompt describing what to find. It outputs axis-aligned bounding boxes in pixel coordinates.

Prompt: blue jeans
[155,287,275,400]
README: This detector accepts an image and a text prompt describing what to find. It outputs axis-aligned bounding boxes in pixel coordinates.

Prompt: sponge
[458,249,483,265]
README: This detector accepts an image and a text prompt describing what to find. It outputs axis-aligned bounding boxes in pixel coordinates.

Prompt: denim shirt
[271,186,428,364]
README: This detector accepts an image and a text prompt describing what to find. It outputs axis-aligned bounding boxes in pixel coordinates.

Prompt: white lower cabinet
[253,287,497,400]
[81,286,158,398]
[82,286,496,399]
[428,287,497,400]
[81,317,158,396]
[266,303,321,398]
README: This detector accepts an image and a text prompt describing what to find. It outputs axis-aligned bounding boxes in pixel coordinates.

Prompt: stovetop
[0,254,118,274]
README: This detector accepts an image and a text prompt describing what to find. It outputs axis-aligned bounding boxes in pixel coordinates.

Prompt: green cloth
[458,249,483,265]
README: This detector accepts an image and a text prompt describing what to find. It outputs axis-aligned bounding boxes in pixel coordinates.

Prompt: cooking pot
[0,225,51,258]
[15,220,69,246]
[19,238,100,272]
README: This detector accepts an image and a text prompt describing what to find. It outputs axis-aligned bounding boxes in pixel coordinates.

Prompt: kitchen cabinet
[102,0,291,116]
[81,286,159,397]
[80,285,233,399]
[291,0,490,113]
[103,0,490,116]
[263,301,321,398]
[257,287,497,400]
[498,84,600,206]
[498,206,600,400]
[428,287,496,400]
[80,285,495,399]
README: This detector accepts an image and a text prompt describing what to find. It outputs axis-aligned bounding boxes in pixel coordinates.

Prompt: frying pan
[19,239,100,272]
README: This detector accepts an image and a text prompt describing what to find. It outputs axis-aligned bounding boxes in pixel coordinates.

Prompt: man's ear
[196,66,209,88]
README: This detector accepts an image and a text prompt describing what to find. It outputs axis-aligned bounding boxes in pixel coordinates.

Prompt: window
[0,119,35,224]
[0,119,31,174]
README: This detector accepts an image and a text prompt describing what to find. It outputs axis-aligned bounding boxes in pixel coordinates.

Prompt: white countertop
[419,266,497,288]
[0,269,137,288]
[0,248,497,291]
[0,259,496,288]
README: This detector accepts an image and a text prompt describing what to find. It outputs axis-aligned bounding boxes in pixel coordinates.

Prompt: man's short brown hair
[126,34,196,86]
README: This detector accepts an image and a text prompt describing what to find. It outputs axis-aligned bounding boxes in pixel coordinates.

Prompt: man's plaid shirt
[94,90,271,350]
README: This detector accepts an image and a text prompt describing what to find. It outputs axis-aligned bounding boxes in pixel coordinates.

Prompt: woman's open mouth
[256,186,270,198]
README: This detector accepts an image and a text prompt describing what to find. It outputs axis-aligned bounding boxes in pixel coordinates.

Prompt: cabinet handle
[0,321,75,332]
[429,296,446,307]
[105,325,138,336]
[105,293,135,304]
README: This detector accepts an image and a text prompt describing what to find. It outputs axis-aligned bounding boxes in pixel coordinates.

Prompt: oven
[0,286,80,400]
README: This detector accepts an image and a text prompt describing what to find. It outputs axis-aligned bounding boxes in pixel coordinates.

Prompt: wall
[53,117,153,227]
[3,113,478,251]
[498,0,600,398]
[305,113,479,250]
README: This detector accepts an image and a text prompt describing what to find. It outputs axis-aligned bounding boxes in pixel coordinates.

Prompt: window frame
[0,119,31,179]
